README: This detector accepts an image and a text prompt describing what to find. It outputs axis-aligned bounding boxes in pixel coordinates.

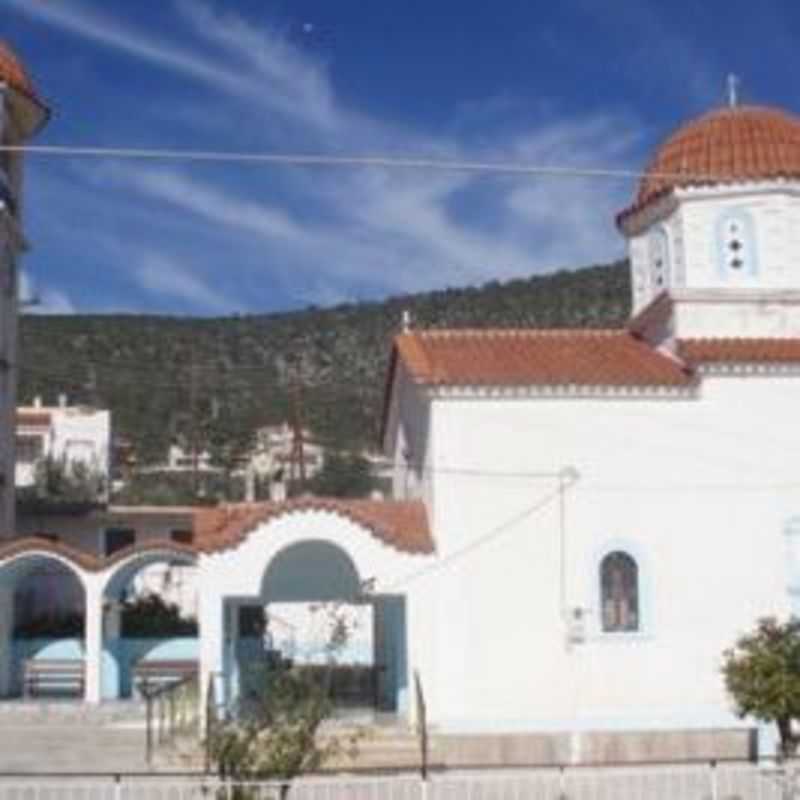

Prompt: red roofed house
[2,41,800,765]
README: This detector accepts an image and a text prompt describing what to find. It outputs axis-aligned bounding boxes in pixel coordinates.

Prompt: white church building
[3,40,800,763]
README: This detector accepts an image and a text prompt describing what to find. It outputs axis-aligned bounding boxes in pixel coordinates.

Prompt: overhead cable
[0,143,718,183]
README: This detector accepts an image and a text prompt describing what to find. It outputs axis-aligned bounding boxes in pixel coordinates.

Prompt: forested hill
[18,260,630,462]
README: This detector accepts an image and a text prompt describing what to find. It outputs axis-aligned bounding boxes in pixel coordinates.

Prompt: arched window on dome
[648,228,671,292]
[716,209,757,278]
[600,551,639,633]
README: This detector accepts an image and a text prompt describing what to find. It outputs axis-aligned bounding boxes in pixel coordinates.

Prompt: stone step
[0,700,148,726]
[0,725,152,773]
[165,726,439,773]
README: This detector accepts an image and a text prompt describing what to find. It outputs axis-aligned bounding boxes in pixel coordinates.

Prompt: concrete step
[0,700,148,726]
[164,725,439,773]
[0,725,152,773]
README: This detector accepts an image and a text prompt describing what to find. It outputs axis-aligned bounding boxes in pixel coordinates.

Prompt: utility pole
[289,363,307,493]
[188,340,199,497]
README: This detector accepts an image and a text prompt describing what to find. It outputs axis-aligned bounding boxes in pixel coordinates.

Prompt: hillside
[18,261,630,463]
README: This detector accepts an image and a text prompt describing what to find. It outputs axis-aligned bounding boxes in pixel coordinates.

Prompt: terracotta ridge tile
[193,498,433,556]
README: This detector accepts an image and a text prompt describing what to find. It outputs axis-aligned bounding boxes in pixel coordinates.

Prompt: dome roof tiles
[619,105,800,224]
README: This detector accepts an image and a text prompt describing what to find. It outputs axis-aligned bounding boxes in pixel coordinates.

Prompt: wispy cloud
[11,0,649,313]
[6,0,255,100]
[19,272,76,315]
[174,0,340,133]
[134,252,236,314]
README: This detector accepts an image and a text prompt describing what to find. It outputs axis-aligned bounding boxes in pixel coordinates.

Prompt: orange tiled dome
[618,105,800,224]
[0,41,49,137]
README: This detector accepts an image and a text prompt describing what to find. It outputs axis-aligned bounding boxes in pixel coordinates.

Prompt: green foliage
[16,456,105,508]
[112,471,245,506]
[722,616,800,756]
[18,262,630,464]
[211,664,335,786]
[208,605,360,787]
[14,611,84,638]
[120,593,198,638]
[304,453,375,498]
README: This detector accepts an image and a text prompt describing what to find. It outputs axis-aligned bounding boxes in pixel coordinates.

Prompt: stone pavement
[0,724,150,773]
[0,702,161,774]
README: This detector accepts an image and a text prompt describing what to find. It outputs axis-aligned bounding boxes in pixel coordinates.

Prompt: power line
[0,143,723,183]
[17,360,800,487]
[384,483,567,592]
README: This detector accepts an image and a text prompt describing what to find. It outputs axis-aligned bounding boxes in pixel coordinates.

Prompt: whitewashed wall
[197,508,433,715]
[395,372,798,732]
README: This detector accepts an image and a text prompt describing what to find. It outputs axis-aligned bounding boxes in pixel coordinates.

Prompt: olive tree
[207,604,360,796]
[722,617,800,758]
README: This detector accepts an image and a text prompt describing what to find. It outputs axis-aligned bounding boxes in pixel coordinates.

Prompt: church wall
[390,364,435,511]
[421,374,796,734]
[671,292,800,338]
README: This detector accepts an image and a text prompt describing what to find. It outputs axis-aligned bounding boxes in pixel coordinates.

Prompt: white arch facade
[0,544,199,703]
[197,508,432,719]
[0,549,98,700]
[0,518,431,712]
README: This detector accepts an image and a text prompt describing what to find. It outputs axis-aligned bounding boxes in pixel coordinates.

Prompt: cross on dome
[727,74,740,108]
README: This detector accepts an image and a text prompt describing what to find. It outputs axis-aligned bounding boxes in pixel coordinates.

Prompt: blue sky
[6,0,800,316]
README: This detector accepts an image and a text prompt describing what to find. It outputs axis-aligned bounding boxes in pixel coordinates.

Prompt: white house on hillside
[247,422,325,480]
[16,396,110,500]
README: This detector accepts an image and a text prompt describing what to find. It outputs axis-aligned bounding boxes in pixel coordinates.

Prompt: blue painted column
[0,584,13,696]
[375,595,408,713]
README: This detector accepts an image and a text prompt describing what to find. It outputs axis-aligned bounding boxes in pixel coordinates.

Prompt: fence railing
[140,672,201,766]
[413,670,428,781]
[2,762,800,800]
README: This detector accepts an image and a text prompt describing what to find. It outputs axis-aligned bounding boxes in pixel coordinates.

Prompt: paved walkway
[0,724,150,773]
[0,702,182,774]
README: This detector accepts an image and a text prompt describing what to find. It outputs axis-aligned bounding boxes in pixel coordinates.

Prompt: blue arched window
[600,551,639,632]
[716,209,757,277]
[648,228,671,291]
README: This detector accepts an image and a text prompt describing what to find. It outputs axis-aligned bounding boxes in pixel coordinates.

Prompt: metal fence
[141,673,201,766]
[0,763,798,800]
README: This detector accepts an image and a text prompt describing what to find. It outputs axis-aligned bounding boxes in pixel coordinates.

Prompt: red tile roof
[0,41,49,137]
[193,498,433,555]
[0,498,431,571]
[619,105,800,223]
[0,42,39,101]
[16,411,52,428]
[392,329,694,388]
[679,338,800,365]
[0,536,101,570]
[0,536,198,573]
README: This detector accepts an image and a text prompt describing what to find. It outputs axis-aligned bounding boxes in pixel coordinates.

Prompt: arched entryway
[224,538,408,720]
[0,552,87,698]
[197,502,429,726]
[100,547,198,700]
